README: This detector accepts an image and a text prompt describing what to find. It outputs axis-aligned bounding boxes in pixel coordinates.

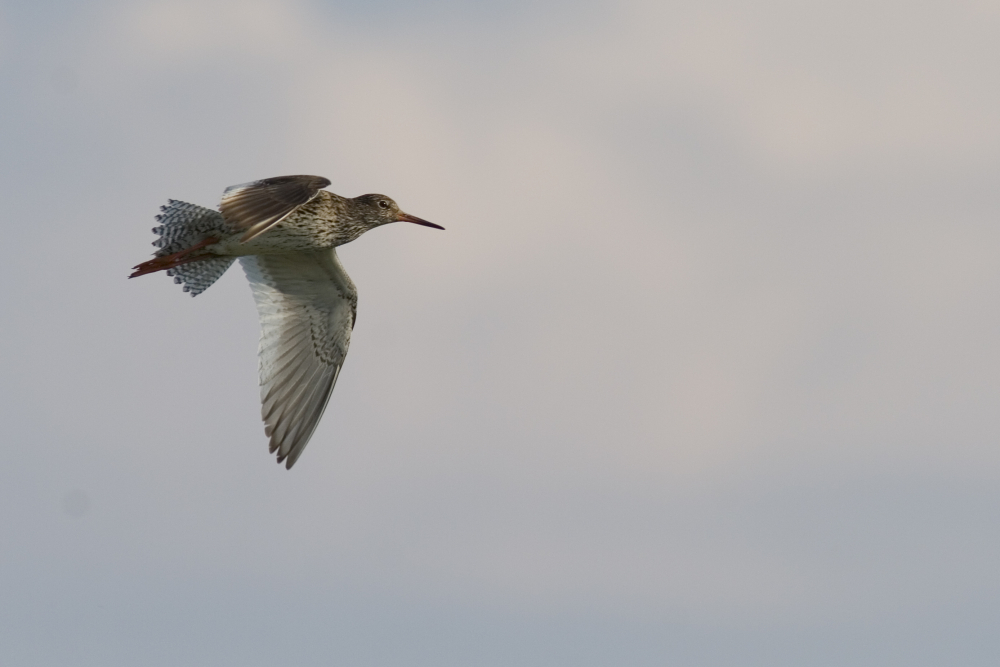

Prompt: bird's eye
[378,200,390,210]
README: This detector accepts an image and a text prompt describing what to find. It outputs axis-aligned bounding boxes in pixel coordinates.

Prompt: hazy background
[2,0,1000,664]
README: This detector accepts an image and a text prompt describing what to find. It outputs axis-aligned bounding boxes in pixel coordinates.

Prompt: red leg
[129,236,221,278]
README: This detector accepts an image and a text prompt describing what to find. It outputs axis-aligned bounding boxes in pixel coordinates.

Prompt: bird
[130,175,444,469]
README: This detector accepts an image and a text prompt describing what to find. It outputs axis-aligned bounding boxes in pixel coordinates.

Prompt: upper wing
[239,248,357,469]
[221,175,331,243]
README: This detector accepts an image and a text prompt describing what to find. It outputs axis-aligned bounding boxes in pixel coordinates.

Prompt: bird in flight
[130,175,444,469]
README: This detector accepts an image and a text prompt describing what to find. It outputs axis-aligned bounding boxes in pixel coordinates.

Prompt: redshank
[130,175,444,469]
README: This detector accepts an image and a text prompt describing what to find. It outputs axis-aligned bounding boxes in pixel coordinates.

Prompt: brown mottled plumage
[130,175,444,469]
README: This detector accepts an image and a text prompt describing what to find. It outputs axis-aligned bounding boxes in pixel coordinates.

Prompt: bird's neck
[331,197,376,247]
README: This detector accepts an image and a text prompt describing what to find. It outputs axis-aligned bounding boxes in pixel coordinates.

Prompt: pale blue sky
[2,1,1000,665]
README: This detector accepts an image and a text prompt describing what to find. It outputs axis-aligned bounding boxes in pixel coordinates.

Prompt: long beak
[397,212,445,230]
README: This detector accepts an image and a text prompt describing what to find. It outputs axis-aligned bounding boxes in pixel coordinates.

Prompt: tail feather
[167,257,236,296]
[132,200,235,297]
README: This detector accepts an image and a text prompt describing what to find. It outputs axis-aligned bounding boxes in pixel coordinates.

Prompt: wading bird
[130,175,444,469]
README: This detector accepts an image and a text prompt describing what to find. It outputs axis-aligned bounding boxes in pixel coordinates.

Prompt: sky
[2,0,1000,664]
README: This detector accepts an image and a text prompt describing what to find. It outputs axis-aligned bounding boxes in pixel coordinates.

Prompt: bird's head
[352,194,445,231]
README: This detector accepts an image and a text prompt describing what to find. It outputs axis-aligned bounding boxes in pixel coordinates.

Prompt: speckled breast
[218,195,360,256]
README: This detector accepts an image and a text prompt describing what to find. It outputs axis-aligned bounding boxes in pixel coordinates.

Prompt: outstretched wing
[239,248,357,469]
[221,175,331,243]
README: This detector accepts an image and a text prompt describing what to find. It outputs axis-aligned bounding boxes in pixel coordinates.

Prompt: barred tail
[166,256,236,296]
[135,200,235,297]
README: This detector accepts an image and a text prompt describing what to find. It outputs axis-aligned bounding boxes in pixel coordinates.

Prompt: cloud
[119,0,306,61]
[2,0,1000,664]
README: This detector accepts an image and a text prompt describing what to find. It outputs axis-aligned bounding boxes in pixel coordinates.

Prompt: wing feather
[221,175,331,243]
[270,363,326,442]
[262,345,316,408]
[273,365,338,457]
[240,248,357,468]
